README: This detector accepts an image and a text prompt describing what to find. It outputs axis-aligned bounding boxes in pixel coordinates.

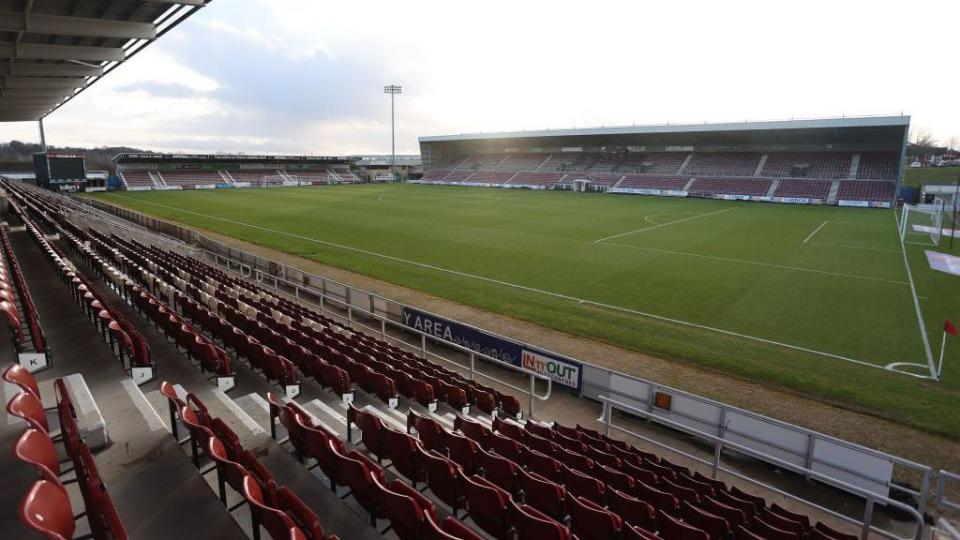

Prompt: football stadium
[1,1,960,540]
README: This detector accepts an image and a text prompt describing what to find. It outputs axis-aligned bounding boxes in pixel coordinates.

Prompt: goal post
[899,199,945,246]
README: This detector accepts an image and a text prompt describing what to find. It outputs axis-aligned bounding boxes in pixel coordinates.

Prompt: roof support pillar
[38,117,46,152]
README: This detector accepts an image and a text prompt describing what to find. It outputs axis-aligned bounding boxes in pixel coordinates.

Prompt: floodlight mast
[384,84,402,180]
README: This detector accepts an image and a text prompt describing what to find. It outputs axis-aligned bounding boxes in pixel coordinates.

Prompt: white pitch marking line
[600,241,906,286]
[803,221,828,244]
[103,195,917,376]
[593,207,738,243]
[212,388,265,435]
[122,379,166,432]
[892,212,936,378]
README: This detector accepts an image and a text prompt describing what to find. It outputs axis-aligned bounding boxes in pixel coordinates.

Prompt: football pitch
[92,184,960,438]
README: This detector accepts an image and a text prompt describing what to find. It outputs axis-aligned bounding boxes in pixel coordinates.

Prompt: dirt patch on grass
[191,227,960,474]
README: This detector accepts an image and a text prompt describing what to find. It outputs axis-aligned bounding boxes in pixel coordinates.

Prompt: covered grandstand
[417,116,909,208]
[114,153,362,190]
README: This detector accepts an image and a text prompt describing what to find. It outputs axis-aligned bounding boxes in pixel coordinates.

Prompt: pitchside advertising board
[401,307,582,392]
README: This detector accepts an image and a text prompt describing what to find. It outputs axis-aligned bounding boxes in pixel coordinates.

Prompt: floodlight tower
[384,84,402,180]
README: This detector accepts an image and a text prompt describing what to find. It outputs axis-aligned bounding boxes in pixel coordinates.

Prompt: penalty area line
[593,207,737,243]
[803,221,828,244]
[103,194,915,378]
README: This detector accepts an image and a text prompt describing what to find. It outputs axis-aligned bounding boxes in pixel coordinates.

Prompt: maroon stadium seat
[14,428,63,480]
[510,500,572,540]
[3,363,40,398]
[561,464,605,506]
[682,500,730,540]
[7,391,49,432]
[517,468,566,521]
[657,508,709,540]
[18,480,76,539]
[462,474,511,540]
[568,495,622,540]
[608,487,655,530]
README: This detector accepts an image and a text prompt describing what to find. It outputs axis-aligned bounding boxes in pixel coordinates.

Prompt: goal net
[899,199,945,246]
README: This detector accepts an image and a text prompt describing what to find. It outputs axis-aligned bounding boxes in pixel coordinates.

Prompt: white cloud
[6,0,959,153]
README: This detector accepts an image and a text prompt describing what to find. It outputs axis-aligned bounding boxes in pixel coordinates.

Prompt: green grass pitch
[92,184,960,439]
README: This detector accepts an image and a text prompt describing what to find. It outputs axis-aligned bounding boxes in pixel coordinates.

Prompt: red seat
[478,448,519,494]
[682,500,730,540]
[568,495,622,540]
[657,508,709,540]
[675,473,715,499]
[7,391,49,432]
[522,446,560,483]
[159,381,187,439]
[274,486,325,540]
[731,486,766,510]
[557,446,594,475]
[3,363,40,398]
[561,464,605,506]
[638,481,680,517]
[736,524,767,540]
[714,489,757,519]
[608,488,655,530]
[622,459,659,487]
[815,522,859,540]
[510,500,572,540]
[492,416,523,441]
[462,474,511,540]
[209,437,251,504]
[585,445,620,468]
[770,503,811,532]
[624,523,661,540]
[661,476,700,506]
[454,414,490,447]
[599,463,635,494]
[488,432,522,463]
[517,468,566,521]
[760,508,807,538]
[644,458,677,481]
[525,431,558,456]
[381,427,422,483]
[417,446,464,514]
[211,417,244,461]
[750,518,801,540]
[700,495,746,529]
[240,450,280,506]
[446,432,480,475]
[181,406,215,466]
[408,410,445,452]
[14,428,62,479]
[693,471,727,494]
[525,420,555,440]
[425,512,484,540]
[243,476,306,540]
[19,480,76,539]
[374,477,436,540]
[552,421,580,440]
[333,447,385,521]
[348,404,384,461]
[297,416,343,487]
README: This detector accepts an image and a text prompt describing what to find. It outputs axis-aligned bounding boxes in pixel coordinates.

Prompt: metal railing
[597,396,926,540]
[938,470,960,513]
[203,250,553,418]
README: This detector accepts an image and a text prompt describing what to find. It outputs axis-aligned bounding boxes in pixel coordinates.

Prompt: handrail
[937,469,960,512]
[208,251,553,418]
[597,396,925,540]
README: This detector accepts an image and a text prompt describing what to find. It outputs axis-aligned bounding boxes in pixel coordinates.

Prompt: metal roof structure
[0,0,211,123]
[419,115,910,147]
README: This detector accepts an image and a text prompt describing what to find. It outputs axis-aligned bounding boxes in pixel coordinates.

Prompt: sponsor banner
[156,186,182,190]
[715,194,752,201]
[126,186,152,192]
[607,188,689,197]
[233,181,252,188]
[505,184,546,190]
[870,201,892,209]
[838,200,870,208]
[215,183,233,189]
[773,197,813,205]
[401,307,582,392]
[751,196,773,202]
[195,184,216,190]
[282,180,300,186]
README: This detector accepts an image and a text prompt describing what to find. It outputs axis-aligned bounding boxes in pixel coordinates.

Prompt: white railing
[597,396,926,540]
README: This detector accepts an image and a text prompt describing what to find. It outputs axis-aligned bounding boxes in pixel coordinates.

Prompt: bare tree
[946,136,959,152]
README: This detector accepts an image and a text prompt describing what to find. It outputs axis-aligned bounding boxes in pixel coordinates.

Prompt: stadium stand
[616,152,688,175]
[507,172,565,189]
[683,153,762,177]
[688,177,773,197]
[617,176,690,191]
[855,152,899,180]
[4,176,942,540]
[761,152,853,179]
[160,169,225,187]
[836,180,896,202]
[772,179,833,199]
[118,168,160,189]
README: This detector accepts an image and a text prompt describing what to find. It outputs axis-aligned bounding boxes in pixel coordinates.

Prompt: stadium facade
[418,115,910,208]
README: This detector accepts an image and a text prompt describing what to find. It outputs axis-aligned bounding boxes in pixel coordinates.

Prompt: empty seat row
[0,216,47,360]
[5,363,127,539]
[162,382,338,540]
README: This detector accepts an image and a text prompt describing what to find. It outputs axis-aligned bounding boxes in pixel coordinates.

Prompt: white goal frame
[899,199,945,246]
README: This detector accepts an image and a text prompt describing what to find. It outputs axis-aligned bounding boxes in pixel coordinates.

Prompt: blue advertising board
[400,307,582,392]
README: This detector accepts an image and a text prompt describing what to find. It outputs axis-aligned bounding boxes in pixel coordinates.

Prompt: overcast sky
[4,0,958,154]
